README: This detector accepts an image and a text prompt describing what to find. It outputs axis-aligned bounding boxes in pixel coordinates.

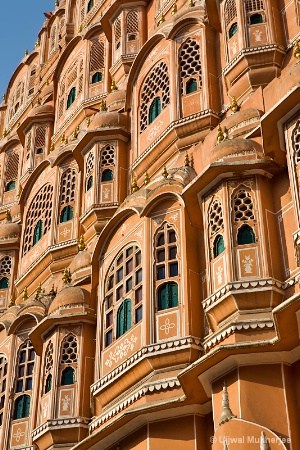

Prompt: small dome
[90,110,128,129]
[48,285,91,315]
[208,139,264,165]
[69,251,92,273]
[0,222,20,240]
[106,90,126,112]
[28,104,54,118]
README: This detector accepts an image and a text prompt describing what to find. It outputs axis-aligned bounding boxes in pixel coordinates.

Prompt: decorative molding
[32,417,90,439]
[105,334,138,368]
[203,320,275,350]
[92,336,202,395]
[90,378,181,432]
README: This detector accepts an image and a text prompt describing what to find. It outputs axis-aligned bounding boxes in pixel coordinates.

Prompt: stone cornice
[32,416,90,439]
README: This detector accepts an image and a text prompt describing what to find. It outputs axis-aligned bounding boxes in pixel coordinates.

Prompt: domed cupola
[48,285,92,316]
[0,212,20,244]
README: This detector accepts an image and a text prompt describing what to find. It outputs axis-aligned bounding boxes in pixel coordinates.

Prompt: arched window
[237,225,255,245]
[114,17,121,50]
[5,180,16,191]
[229,22,238,38]
[101,169,113,181]
[67,87,76,109]
[61,367,75,386]
[92,72,103,84]
[45,374,52,393]
[104,245,142,347]
[149,97,161,124]
[116,299,132,338]
[126,10,139,42]
[0,278,8,289]
[158,282,178,311]
[250,13,263,24]
[60,205,73,223]
[87,0,93,12]
[224,0,237,28]
[140,61,170,133]
[213,235,225,258]
[0,356,8,426]
[186,78,197,94]
[179,39,202,95]
[87,175,93,191]
[23,183,53,255]
[14,394,30,419]
[33,220,43,245]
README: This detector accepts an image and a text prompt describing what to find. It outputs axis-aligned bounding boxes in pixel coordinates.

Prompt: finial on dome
[158,13,165,25]
[2,128,8,138]
[294,41,300,60]
[35,38,40,48]
[144,171,150,185]
[62,268,72,285]
[55,0,59,6]
[50,143,55,152]
[22,287,28,302]
[230,96,239,113]
[86,117,91,128]
[217,124,224,143]
[78,234,86,251]
[25,49,29,57]
[17,186,22,200]
[9,296,15,307]
[6,210,12,222]
[111,79,117,91]
[184,152,190,167]
[131,177,139,193]
[260,432,268,450]
[2,93,6,102]
[219,381,236,425]
[162,166,168,178]
[72,126,79,139]
[99,99,107,111]
[49,284,57,298]
[35,283,42,300]
[171,1,177,14]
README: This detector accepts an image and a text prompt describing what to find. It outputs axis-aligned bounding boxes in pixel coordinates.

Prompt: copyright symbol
[210,436,217,444]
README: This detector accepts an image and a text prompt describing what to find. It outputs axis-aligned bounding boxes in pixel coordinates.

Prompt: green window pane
[67,87,76,109]
[158,282,178,311]
[61,367,75,386]
[186,78,197,94]
[14,395,30,419]
[87,0,94,12]
[60,205,73,223]
[6,180,16,191]
[87,175,93,191]
[149,97,161,124]
[92,72,102,83]
[229,22,238,38]
[237,225,255,245]
[250,13,263,24]
[0,278,8,289]
[36,148,43,154]
[45,374,52,393]
[101,169,113,181]
[214,235,225,257]
[33,220,43,245]
[117,299,132,338]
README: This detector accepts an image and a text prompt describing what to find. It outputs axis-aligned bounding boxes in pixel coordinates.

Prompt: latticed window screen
[101,144,115,166]
[233,190,255,221]
[58,58,84,118]
[224,0,237,26]
[25,130,32,161]
[5,151,19,184]
[49,24,57,55]
[9,80,25,120]
[292,121,300,165]
[45,341,54,373]
[114,17,122,48]
[155,223,179,281]
[0,256,12,278]
[104,245,142,347]
[208,199,223,236]
[246,0,264,12]
[90,39,105,73]
[0,356,8,426]
[60,334,78,364]
[23,184,53,254]
[15,340,35,394]
[179,39,202,95]
[28,67,37,96]
[86,151,94,175]
[140,61,170,133]
[60,168,76,206]
[126,10,138,37]
[34,125,47,152]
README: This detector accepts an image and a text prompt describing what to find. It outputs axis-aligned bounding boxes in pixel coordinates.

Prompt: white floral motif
[105,335,137,368]
[169,213,178,222]
[253,29,262,42]
[216,266,223,285]
[0,295,5,305]
[103,187,110,199]
[13,427,25,442]
[147,121,164,141]
[118,223,129,236]
[153,218,163,227]
[134,229,143,240]
[29,246,41,263]
[231,40,238,54]
[43,401,48,418]
[242,255,254,274]
[160,317,175,335]
[62,394,70,411]
[60,227,71,239]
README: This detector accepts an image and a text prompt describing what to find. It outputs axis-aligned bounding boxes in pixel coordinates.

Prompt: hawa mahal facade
[0,0,300,449]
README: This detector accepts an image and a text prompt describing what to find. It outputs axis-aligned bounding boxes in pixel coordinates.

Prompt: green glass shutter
[92,72,103,83]
[250,13,263,24]
[6,180,16,191]
[237,225,255,245]
[149,97,161,124]
[125,299,132,332]
[45,374,52,393]
[87,176,93,190]
[117,302,125,337]
[24,395,30,417]
[101,169,113,181]
[61,367,74,385]
[170,283,178,308]
[214,235,225,257]
[186,78,197,94]
[33,220,43,245]
[87,0,93,12]
[0,277,8,288]
[15,396,24,419]
[60,205,73,223]
[229,22,238,38]
[67,87,76,109]
[158,284,167,310]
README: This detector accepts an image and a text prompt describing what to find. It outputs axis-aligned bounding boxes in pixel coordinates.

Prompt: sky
[0,0,55,97]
